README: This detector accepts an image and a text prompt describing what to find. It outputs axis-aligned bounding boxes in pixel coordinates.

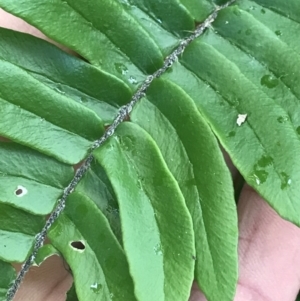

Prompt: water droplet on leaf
[90,282,102,293]
[260,75,279,89]
[80,96,88,103]
[128,76,138,84]
[277,116,289,123]
[257,155,273,168]
[54,85,65,95]
[251,164,269,185]
[228,131,236,137]
[280,172,292,189]
[154,243,163,256]
[114,63,128,75]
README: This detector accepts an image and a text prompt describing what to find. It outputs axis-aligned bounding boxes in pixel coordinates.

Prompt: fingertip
[237,185,300,301]
[14,255,73,301]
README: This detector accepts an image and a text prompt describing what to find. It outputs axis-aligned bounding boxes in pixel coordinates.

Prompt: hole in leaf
[70,241,85,251]
[15,189,23,195]
[15,186,28,197]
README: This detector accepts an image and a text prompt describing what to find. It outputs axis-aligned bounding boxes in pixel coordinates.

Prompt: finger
[236,185,300,301]
[190,185,300,301]
[0,8,76,55]
[0,8,47,39]
[14,254,72,301]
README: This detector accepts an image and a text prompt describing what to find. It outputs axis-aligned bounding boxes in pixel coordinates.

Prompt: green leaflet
[0,261,15,300]
[0,0,146,84]
[176,5,300,225]
[128,0,195,35]
[49,214,111,301]
[131,78,238,301]
[33,244,61,267]
[0,142,73,188]
[0,142,73,262]
[0,28,129,122]
[0,230,34,263]
[179,0,215,22]
[0,142,73,214]
[48,192,137,301]
[252,0,300,24]
[66,284,79,301]
[94,122,195,301]
[76,161,122,242]
[0,49,105,163]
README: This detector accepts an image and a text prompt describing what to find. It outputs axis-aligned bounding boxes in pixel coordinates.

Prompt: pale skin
[1,8,300,301]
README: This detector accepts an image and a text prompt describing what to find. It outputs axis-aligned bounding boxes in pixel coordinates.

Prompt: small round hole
[15,189,23,196]
[14,185,28,197]
[70,241,85,250]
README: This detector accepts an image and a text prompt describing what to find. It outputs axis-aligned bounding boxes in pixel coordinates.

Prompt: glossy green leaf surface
[94,122,195,301]
[176,5,300,225]
[131,78,238,301]
[0,142,73,263]
[0,0,300,300]
[0,28,129,122]
[33,244,61,267]
[66,284,79,301]
[76,161,122,242]
[48,192,136,301]
[0,261,15,300]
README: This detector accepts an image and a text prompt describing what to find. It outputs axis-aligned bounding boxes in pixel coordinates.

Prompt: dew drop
[80,96,88,103]
[277,116,289,123]
[261,8,266,14]
[257,155,273,168]
[253,171,268,185]
[228,131,236,137]
[280,172,292,189]
[275,30,282,36]
[260,74,279,89]
[128,76,138,84]
[154,243,163,256]
[54,85,65,95]
[90,282,102,293]
[252,164,269,185]
[114,63,128,75]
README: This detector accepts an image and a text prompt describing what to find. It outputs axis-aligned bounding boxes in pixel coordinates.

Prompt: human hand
[1,8,300,301]
[191,185,300,301]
